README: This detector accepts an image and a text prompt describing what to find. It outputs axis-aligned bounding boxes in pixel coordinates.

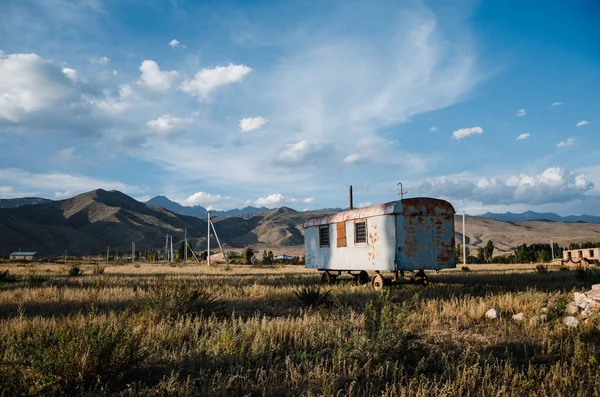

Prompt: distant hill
[481,211,600,224]
[2,190,600,257]
[145,196,268,219]
[0,197,52,209]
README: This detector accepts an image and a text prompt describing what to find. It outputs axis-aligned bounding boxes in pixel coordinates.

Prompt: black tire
[321,271,336,285]
[358,270,370,285]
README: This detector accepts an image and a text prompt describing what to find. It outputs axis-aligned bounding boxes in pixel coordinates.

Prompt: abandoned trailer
[303,197,456,290]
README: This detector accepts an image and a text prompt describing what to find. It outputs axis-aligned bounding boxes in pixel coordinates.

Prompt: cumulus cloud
[0,168,138,197]
[576,120,589,127]
[62,67,77,81]
[418,167,594,205]
[452,126,483,140]
[343,153,366,164]
[239,116,268,132]
[551,102,563,106]
[147,114,191,135]
[183,191,232,209]
[137,60,179,90]
[0,53,75,122]
[430,126,438,132]
[57,147,76,161]
[95,83,132,115]
[516,132,530,140]
[89,56,109,64]
[276,141,326,165]
[515,109,526,116]
[168,39,186,49]
[557,138,575,148]
[180,63,252,100]
[255,193,315,207]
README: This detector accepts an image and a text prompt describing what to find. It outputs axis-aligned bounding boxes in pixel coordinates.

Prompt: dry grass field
[1,260,600,396]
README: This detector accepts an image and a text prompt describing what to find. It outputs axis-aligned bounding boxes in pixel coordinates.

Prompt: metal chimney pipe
[349,185,354,210]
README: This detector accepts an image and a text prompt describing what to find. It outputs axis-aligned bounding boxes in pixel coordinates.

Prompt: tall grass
[0,262,599,395]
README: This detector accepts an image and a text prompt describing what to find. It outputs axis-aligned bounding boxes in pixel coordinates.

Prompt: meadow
[1,261,599,396]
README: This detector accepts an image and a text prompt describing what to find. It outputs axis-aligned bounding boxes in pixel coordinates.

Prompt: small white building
[303,197,456,287]
[9,251,37,261]
[563,247,600,262]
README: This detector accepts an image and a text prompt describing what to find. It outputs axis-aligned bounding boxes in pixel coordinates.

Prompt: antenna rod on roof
[349,185,354,210]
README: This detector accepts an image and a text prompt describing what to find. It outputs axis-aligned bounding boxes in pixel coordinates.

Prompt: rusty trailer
[303,197,456,290]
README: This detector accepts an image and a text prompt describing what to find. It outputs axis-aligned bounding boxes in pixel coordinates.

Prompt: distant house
[563,248,600,263]
[274,255,295,263]
[9,252,37,261]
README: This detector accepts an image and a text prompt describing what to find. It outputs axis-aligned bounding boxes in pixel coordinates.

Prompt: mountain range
[145,196,269,219]
[1,190,600,257]
[481,211,600,224]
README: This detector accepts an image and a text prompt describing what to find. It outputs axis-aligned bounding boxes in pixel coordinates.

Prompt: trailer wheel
[321,271,336,285]
[414,270,428,286]
[358,270,370,285]
[371,273,385,291]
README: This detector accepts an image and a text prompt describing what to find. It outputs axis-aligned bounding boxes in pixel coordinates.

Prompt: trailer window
[355,221,367,244]
[319,226,330,247]
[590,250,594,258]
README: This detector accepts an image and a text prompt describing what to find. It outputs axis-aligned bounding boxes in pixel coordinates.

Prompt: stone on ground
[485,308,501,319]
[566,302,581,315]
[563,316,579,328]
[512,312,525,321]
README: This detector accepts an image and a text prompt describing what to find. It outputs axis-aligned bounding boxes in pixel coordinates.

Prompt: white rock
[529,316,541,326]
[566,302,580,315]
[563,316,580,328]
[512,312,526,321]
[591,283,600,291]
[540,307,549,313]
[485,308,501,319]
[581,309,592,319]
[574,292,587,305]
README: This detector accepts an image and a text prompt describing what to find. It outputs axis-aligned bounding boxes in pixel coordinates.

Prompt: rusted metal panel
[336,222,347,247]
[304,197,456,271]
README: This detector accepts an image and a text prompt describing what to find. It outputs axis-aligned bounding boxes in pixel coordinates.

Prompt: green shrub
[0,269,17,283]
[19,320,146,395]
[294,286,331,307]
[536,264,549,274]
[68,264,83,277]
[144,281,224,318]
[92,264,106,275]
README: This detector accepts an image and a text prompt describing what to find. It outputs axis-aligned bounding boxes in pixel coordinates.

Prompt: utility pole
[132,242,135,262]
[170,235,173,263]
[115,247,118,260]
[207,211,211,266]
[165,234,169,262]
[107,246,109,262]
[184,227,187,263]
[462,210,466,265]
[551,239,555,260]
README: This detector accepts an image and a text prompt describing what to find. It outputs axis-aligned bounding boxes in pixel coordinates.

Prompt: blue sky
[0,0,599,214]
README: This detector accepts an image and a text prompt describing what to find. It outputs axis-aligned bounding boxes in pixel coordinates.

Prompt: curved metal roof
[303,197,455,228]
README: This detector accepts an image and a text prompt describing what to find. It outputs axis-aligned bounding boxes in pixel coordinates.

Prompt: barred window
[355,221,367,244]
[319,226,330,247]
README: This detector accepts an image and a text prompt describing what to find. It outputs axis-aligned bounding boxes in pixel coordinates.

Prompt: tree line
[455,241,600,264]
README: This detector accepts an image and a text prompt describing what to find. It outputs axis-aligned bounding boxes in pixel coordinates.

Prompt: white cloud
[62,67,77,81]
[0,53,74,122]
[418,167,594,205]
[343,153,365,164]
[0,168,138,197]
[515,109,526,116]
[147,114,191,135]
[551,101,563,106]
[89,56,109,64]
[516,132,530,140]
[169,39,186,49]
[358,202,373,208]
[576,120,589,127]
[183,192,232,209]
[557,138,575,148]
[57,147,75,161]
[239,116,269,132]
[276,140,326,165]
[95,83,132,115]
[254,193,315,207]
[137,60,179,91]
[430,125,438,132]
[54,190,72,199]
[180,63,252,100]
[452,126,483,140]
